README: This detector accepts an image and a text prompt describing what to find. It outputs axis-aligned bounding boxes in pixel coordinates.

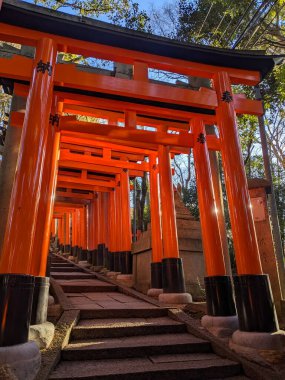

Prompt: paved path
[49,256,248,379]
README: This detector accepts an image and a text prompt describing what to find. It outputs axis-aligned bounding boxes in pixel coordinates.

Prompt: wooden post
[214,71,278,332]
[192,118,236,317]
[0,38,57,274]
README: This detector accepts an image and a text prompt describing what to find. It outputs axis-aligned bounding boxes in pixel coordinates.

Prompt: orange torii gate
[0,0,283,354]
[54,138,159,277]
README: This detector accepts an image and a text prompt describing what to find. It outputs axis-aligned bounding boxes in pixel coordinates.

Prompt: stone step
[60,283,118,293]
[51,262,73,266]
[49,353,242,379]
[50,266,83,272]
[51,272,94,280]
[71,317,187,339]
[62,333,211,360]
[80,307,168,319]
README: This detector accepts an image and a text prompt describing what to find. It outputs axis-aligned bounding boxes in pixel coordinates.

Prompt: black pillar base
[64,244,71,253]
[71,245,79,258]
[103,247,109,269]
[87,250,93,264]
[205,276,236,316]
[109,252,115,271]
[31,276,50,325]
[114,252,121,272]
[75,247,82,261]
[97,244,105,266]
[162,258,186,293]
[233,274,278,332]
[151,262,162,289]
[92,249,98,266]
[0,274,35,346]
[79,249,88,261]
[120,251,133,274]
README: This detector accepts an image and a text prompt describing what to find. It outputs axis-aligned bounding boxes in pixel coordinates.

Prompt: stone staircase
[48,256,247,379]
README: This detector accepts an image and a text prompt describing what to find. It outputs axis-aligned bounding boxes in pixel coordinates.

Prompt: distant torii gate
[0,0,283,353]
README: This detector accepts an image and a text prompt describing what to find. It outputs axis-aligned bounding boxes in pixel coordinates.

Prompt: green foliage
[34,0,151,31]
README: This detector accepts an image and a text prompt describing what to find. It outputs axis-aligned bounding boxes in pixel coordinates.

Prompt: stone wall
[132,191,205,300]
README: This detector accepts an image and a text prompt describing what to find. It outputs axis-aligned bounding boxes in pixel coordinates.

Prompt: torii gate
[0,0,283,355]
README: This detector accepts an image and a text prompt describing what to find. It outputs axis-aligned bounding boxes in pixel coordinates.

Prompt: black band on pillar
[233,274,278,332]
[103,247,109,269]
[92,249,98,266]
[204,276,236,316]
[162,258,186,293]
[87,250,93,264]
[97,244,104,266]
[151,262,162,289]
[71,245,78,256]
[64,244,71,253]
[114,252,121,272]
[0,274,35,346]
[109,252,115,271]
[120,251,132,274]
[80,249,88,261]
[31,276,50,325]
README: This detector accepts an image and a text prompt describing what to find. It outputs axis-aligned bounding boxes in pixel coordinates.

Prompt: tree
[33,0,151,31]
[150,0,285,248]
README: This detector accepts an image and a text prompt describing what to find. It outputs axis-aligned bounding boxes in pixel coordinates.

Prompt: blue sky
[136,0,166,12]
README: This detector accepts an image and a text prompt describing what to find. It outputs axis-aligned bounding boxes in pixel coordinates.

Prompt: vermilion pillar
[215,71,277,332]
[103,192,110,250]
[92,194,100,267]
[93,195,99,249]
[76,209,81,247]
[87,203,93,250]
[207,125,231,276]
[57,218,63,244]
[114,177,122,272]
[107,190,116,271]
[120,169,132,274]
[82,206,87,250]
[192,118,236,318]
[66,212,71,246]
[96,193,105,266]
[0,38,57,274]
[39,129,60,275]
[158,145,188,298]
[72,211,78,247]
[51,220,56,237]
[149,154,164,291]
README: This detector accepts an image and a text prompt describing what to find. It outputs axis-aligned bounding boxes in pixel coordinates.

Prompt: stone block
[0,341,40,380]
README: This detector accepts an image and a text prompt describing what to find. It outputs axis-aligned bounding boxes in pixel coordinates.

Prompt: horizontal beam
[59,159,145,177]
[11,83,217,124]
[60,150,150,171]
[0,55,216,110]
[60,135,154,155]
[233,94,263,116]
[57,175,115,189]
[0,22,261,85]
[57,175,116,188]
[59,170,114,182]
[56,181,111,193]
[55,196,90,205]
[55,201,86,208]
[60,142,146,161]
[62,104,190,130]
[55,64,217,110]
[59,119,221,151]
[56,191,94,200]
